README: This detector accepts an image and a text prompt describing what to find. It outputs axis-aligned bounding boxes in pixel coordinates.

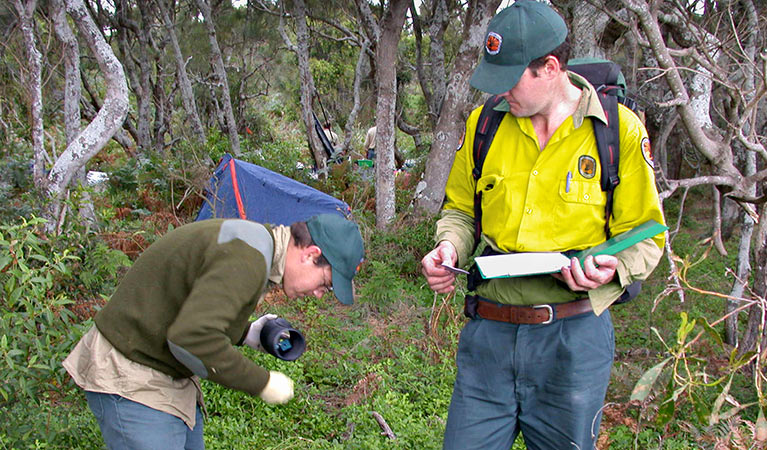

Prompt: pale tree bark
[725,0,760,347]
[415,0,501,215]
[410,0,452,125]
[152,62,172,152]
[194,0,241,156]
[279,0,327,171]
[299,8,373,158]
[342,39,371,158]
[51,0,80,145]
[372,0,409,228]
[43,0,130,231]
[157,0,206,144]
[741,202,767,354]
[616,0,767,353]
[560,1,611,60]
[80,84,136,153]
[114,0,153,152]
[51,0,98,225]
[12,0,45,186]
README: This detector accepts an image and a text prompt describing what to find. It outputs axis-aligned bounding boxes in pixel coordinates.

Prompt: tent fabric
[196,154,351,225]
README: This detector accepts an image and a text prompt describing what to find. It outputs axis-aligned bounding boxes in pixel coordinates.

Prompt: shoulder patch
[456,131,465,151]
[218,220,274,282]
[578,155,597,179]
[641,137,654,168]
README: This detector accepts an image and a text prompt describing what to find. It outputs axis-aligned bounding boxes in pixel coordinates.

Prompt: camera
[259,317,306,361]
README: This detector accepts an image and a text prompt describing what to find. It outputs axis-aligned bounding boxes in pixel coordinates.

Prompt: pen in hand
[441,263,470,275]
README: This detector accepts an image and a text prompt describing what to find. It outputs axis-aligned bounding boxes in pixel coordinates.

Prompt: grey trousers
[443,309,615,450]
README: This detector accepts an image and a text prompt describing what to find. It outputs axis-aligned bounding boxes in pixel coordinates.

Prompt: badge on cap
[578,155,597,179]
[485,32,502,55]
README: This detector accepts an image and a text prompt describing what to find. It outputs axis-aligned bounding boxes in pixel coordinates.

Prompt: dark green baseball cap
[469,0,567,95]
[307,214,365,305]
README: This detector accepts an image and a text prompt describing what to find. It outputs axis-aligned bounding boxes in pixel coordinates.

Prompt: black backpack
[470,58,642,304]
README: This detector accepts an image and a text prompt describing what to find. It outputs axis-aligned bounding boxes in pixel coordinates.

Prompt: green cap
[307,214,364,305]
[469,0,567,95]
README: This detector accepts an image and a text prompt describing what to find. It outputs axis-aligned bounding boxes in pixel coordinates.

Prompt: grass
[1,156,762,449]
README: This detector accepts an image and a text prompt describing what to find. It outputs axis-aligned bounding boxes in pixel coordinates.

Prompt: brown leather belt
[474,297,593,324]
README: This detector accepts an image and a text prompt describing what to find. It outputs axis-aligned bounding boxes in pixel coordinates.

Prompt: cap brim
[470,59,527,95]
[331,265,354,305]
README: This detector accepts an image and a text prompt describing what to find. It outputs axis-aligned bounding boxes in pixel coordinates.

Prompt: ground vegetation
[1,0,766,448]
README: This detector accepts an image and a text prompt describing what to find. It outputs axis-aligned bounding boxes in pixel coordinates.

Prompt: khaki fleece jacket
[94,219,276,396]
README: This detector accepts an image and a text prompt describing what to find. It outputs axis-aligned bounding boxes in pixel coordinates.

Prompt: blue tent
[196,154,351,224]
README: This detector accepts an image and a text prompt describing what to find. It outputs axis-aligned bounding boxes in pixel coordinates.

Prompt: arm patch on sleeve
[168,339,209,378]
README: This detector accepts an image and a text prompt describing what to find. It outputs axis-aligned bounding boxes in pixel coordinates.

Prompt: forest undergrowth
[0,142,763,450]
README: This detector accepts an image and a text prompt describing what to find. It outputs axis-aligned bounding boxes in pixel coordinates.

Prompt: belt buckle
[533,304,554,324]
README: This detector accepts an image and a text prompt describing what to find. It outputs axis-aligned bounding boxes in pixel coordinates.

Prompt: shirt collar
[491,71,607,128]
[268,224,290,285]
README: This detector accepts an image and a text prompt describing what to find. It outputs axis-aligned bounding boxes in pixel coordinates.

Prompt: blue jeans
[443,309,615,450]
[86,391,204,450]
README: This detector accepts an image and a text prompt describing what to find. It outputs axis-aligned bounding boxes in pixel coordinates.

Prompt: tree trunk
[287,0,326,171]
[617,0,767,352]
[44,0,130,230]
[373,0,409,229]
[158,0,206,144]
[51,0,99,225]
[415,0,501,215]
[52,0,81,145]
[12,0,45,186]
[727,0,760,348]
[194,0,241,156]
[739,202,767,355]
[341,40,371,158]
[114,0,153,152]
[566,1,609,59]
[411,0,450,125]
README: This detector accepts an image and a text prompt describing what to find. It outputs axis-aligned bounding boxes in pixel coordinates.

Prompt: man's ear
[301,245,323,263]
[543,56,561,77]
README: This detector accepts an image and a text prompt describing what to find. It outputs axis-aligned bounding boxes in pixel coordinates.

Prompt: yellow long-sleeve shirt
[436,72,665,315]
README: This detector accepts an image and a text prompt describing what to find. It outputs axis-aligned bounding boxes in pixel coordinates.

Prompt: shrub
[0,216,131,448]
[0,217,92,446]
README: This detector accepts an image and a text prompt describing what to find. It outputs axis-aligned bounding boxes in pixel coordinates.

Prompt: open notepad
[475,220,668,279]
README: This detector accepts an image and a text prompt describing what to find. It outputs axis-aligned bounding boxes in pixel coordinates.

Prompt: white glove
[259,371,294,404]
[243,314,278,351]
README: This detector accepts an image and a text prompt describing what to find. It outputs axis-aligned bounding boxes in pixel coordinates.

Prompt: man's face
[499,67,545,117]
[283,245,334,300]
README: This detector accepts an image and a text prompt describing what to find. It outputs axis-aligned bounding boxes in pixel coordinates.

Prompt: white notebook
[475,252,571,278]
[474,219,668,279]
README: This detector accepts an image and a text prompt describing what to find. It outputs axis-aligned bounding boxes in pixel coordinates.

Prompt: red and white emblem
[485,32,502,55]
[641,137,653,168]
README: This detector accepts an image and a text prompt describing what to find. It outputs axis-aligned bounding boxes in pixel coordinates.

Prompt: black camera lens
[259,317,306,361]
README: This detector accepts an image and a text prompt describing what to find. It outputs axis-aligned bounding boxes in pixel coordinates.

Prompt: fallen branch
[370,411,396,439]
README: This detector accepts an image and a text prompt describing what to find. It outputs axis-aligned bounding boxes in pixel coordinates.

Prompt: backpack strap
[592,90,621,240]
[472,95,506,246]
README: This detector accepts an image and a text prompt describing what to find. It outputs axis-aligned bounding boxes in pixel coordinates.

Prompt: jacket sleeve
[589,105,666,314]
[436,107,483,267]
[167,239,270,397]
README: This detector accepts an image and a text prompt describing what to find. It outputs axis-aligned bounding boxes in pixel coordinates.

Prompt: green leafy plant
[0,216,96,447]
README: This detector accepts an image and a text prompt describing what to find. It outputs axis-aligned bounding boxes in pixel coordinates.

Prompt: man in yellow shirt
[421,1,665,449]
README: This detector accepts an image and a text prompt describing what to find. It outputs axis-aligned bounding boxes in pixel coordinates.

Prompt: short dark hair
[527,38,571,76]
[290,222,330,267]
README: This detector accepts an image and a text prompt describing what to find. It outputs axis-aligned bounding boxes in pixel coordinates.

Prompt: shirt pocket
[476,174,512,238]
[551,178,606,247]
